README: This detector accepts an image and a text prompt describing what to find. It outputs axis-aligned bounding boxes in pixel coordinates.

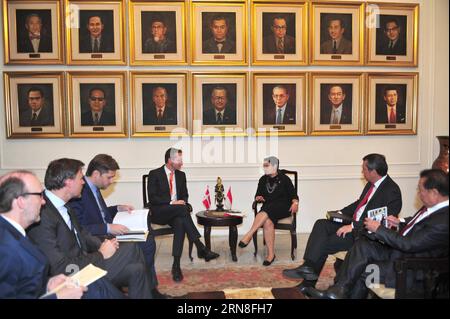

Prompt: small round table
[196,210,243,262]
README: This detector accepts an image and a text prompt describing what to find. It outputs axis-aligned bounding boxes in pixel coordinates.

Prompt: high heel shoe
[238,240,249,248]
[263,255,276,266]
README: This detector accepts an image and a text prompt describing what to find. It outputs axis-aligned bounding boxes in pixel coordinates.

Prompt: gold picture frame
[67,71,127,137]
[251,1,308,65]
[192,72,247,137]
[129,0,187,65]
[3,71,65,138]
[130,72,188,137]
[3,0,64,64]
[310,72,364,136]
[65,0,126,65]
[366,73,418,135]
[252,72,307,136]
[191,0,247,65]
[366,3,419,66]
[310,2,364,65]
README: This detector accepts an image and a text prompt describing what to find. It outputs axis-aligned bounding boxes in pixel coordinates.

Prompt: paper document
[367,206,387,222]
[113,209,149,242]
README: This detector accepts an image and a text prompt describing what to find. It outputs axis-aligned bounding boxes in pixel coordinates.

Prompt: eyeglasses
[89,97,105,102]
[21,191,45,198]
[273,25,287,30]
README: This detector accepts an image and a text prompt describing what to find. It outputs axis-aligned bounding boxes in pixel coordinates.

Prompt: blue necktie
[276,109,282,124]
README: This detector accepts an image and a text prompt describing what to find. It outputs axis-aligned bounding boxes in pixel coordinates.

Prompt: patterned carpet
[157,260,336,297]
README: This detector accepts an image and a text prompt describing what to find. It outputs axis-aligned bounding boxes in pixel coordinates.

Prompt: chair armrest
[186,203,193,213]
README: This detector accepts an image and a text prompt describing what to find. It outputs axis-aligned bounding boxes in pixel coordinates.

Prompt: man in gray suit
[320,17,352,55]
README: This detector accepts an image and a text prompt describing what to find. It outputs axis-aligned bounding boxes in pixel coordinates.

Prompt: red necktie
[353,184,374,220]
[169,171,174,196]
[389,107,396,123]
[400,206,427,236]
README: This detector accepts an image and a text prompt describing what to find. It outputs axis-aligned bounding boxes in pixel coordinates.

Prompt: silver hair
[264,156,279,169]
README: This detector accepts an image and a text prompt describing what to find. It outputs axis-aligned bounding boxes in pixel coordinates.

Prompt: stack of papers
[113,209,149,242]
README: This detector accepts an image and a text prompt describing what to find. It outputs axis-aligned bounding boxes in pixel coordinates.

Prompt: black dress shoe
[295,280,316,294]
[282,264,319,281]
[171,265,183,282]
[262,255,275,266]
[303,287,327,299]
[152,288,172,299]
[238,240,249,248]
[198,248,220,262]
[324,285,348,299]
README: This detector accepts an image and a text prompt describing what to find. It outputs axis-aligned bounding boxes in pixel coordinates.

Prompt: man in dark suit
[143,86,177,125]
[27,158,155,299]
[202,15,236,54]
[320,17,352,55]
[283,153,402,293]
[18,13,52,53]
[263,16,296,54]
[79,15,114,53]
[19,87,54,127]
[81,87,116,126]
[67,154,168,299]
[203,87,237,125]
[320,84,352,125]
[307,169,449,299]
[376,18,407,56]
[0,170,123,299]
[263,85,296,125]
[148,148,219,282]
[375,86,406,124]
[143,17,176,53]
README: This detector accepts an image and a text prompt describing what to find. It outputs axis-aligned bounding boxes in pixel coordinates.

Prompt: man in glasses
[263,16,296,54]
[19,87,54,127]
[376,18,406,56]
[143,17,176,54]
[81,87,116,126]
[202,86,237,125]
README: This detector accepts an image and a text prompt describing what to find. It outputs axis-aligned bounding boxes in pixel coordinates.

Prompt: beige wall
[0,0,448,235]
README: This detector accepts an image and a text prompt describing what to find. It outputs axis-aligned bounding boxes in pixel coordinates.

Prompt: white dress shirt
[330,104,343,124]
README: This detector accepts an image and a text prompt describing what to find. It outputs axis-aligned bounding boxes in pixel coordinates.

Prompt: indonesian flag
[202,186,211,210]
[225,186,233,209]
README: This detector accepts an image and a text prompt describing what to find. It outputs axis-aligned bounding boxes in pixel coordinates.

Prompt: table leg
[229,225,238,262]
[204,226,211,250]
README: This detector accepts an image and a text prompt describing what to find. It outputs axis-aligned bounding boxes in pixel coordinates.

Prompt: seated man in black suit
[18,13,52,53]
[203,87,237,125]
[19,87,54,127]
[148,148,219,282]
[143,86,177,125]
[27,158,155,299]
[375,86,406,124]
[81,88,116,126]
[376,18,406,56]
[79,15,114,53]
[202,15,236,54]
[320,85,352,125]
[283,153,402,294]
[307,169,449,299]
[263,85,296,125]
[0,170,123,299]
[263,16,296,54]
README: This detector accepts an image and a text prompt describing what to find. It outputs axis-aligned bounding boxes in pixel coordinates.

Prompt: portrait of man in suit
[320,15,352,55]
[320,84,353,125]
[142,14,176,54]
[17,11,52,53]
[376,16,407,56]
[143,85,178,125]
[79,12,114,53]
[263,85,296,125]
[262,14,296,54]
[19,86,54,127]
[202,14,236,54]
[81,87,116,126]
[202,86,237,125]
[375,85,407,124]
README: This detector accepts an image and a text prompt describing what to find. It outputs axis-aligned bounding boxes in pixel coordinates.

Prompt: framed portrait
[251,1,307,65]
[191,1,247,65]
[3,0,64,64]
[310,73,363,136]
[366,3,418,66]
[130,72,188,137]
[252,72,306,136]
[65,0,126,65]
[3,72,65,138]
[310,2,364,65]
[192,72,247,136]
[129,0,187,65]
[366,73,418,135]
[67,72,127,137]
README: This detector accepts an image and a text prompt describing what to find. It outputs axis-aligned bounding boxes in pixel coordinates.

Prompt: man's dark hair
[25,13,42,26]
[87,15,103,25]
[420,169,449,197]
[363,153,388,176]
[152,86,168,97]
[27,87,44,98]
[44,158,84,191]
[165,148,182,164]
[89,87,106,99]
[327,17,345,29]
[272,85,289,95]
[384,18,400,30]
[328,84,346,95]
[272,16,288,26]
[151,16,167,28]
[86,154,119,177]
[0,170,36,213]
[383,86,398,96]
[210,15,229,27]
[211,86,227,96]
